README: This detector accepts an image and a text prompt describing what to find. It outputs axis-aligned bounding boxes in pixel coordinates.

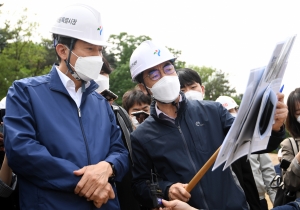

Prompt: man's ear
[56,44,68,61]
[201,85,205,95]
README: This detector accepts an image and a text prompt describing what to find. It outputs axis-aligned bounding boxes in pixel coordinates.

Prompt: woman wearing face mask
[280,88,300,199]
[176,68,205,101]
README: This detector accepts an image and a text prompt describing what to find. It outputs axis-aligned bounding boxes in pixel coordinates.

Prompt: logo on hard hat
[97,26,103,35]
[154,49,160,56]
[130,60,137,68]
[57,17,77,25]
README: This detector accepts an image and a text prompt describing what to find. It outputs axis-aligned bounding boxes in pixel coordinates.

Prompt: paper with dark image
[213,34,297,171]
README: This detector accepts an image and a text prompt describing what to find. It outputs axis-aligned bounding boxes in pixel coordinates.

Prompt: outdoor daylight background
[0,0,299,102]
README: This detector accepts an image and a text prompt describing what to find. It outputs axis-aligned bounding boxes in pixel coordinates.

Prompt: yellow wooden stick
[185,146,221,192]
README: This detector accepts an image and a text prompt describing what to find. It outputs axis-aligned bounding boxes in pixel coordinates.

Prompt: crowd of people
[0,2,300,210]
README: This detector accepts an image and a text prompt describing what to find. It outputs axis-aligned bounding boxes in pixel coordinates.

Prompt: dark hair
[135,73,144,84]
[176,68,202,89]
[52,34,77,63]
[101,56,113,75]
[122,89,151,113]
[286,88,300,138]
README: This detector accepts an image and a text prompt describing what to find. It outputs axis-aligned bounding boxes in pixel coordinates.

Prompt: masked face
[185,90,203,101]
[94,74,109,93]
[148,76,180,103]
[69,51,103,81]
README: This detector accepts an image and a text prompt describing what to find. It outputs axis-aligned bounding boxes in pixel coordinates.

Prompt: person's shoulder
[280,138,293,148]
[13,74,50,88]
[188,99,220,106]
[187,99,223,110]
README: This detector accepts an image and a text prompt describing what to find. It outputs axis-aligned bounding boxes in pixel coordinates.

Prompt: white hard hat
[216,96,238,110]
[50,3,108,46]
[129,40,176,82]
[0,97,6,109]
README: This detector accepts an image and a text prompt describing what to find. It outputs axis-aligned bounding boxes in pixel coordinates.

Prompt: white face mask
[148,76,180,103]
[231,113,237,117]
[69,51,103,81]
[297,115,300,123]
[185,90,203,101]
[94,74,109,93]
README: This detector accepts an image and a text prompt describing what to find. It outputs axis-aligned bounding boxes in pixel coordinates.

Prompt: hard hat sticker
[97,26,103,35]
[154,49,160,56]
[130,60,137,68]
[57,17,77,25]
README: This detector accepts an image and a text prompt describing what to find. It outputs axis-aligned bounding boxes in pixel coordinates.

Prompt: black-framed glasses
[144,64,175,81]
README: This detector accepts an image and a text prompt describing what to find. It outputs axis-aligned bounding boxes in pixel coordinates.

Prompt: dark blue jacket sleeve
[4,82,81,192]
[131,133,158,208]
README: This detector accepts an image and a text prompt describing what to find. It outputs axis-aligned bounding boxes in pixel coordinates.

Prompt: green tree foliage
[205,69,236,101]
[167,47,186,69]
[40,38,57,66]
[106,32,151,105]
[0,22,12,53]
[187,65,237,101]
[232,93,243,107]
[0,4,12,53]
[0,9,55,97]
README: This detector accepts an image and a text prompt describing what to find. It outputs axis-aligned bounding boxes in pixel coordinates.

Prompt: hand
[272,93,288,132]
[168,183,191,202]
[0,155,13,185]
[73,161,115,204]
[159,199,197,210]
[92,183,115,208]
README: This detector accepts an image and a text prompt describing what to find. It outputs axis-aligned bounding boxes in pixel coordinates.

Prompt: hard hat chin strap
[65,38,79,80]
[171,101,179,113]
[142,82,152,98]
[64,38,86,92]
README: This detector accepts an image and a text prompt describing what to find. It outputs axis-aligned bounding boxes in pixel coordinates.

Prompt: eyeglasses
[144,64,175,81]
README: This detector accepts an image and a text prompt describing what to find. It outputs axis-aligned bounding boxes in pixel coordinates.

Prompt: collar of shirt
[55,66,90,108]
[155,94,182,123]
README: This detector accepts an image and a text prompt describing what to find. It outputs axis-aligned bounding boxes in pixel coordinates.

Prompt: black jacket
[131,95,249,209]
[112,104,141,210]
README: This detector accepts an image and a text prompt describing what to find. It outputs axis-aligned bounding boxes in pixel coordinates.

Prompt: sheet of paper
[213,66,265,170]
[213,34,296,171]
[249,79,281,152]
